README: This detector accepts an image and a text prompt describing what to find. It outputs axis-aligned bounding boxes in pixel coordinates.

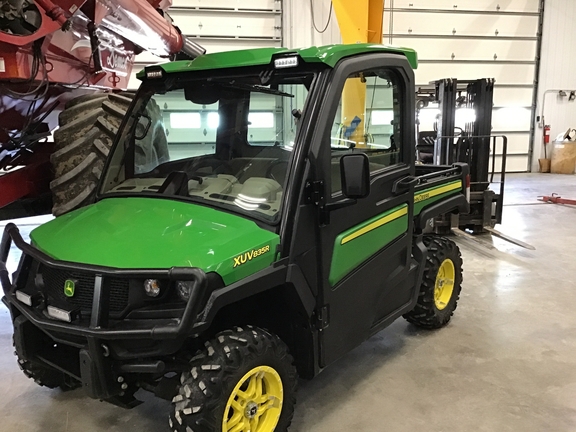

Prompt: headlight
[176,281,194,301]
[144,279,161,297]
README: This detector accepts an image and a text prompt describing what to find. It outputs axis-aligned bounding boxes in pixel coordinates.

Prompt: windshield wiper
[220,82,294,98]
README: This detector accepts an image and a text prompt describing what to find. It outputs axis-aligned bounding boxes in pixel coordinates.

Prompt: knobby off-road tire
[50,92,169,216]
[170,326,298,432]
[403,235,463,329]
[16,355,79,390]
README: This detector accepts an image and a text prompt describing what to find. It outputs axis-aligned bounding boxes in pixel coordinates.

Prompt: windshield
[100,70,313,222]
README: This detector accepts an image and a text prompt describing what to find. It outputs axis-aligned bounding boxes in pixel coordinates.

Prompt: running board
[483,226,536,250]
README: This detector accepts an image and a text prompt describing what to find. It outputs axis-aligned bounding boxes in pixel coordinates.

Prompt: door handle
[392,176,418,195]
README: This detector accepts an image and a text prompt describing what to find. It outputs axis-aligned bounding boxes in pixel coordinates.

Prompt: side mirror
[340,153,370,199]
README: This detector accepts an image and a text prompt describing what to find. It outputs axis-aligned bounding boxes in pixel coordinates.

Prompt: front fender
[194,261,316,333]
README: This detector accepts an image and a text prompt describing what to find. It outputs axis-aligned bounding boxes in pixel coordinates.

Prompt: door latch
[316,305,330,330]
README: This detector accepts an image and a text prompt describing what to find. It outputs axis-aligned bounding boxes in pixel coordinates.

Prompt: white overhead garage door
[129,0,282,89]
[385,0,542,172]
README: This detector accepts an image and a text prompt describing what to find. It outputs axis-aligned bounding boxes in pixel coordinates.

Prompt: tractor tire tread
[50,92,165,215]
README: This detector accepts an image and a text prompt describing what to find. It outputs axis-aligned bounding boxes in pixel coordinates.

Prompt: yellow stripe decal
[341,207,408,245]
[414,181,462,204]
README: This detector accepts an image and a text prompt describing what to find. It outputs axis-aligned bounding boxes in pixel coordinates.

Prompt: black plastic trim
[416,195,470,230]
[1,224,207,341]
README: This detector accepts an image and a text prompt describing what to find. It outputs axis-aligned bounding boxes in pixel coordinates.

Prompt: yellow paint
[233,245,271,268]
[333,0,384,148]
[414,181,462,204]
[222,365,284,432]
[434,258,455,310]
[332,0,384,44]
[341,78,366,146]
[341,207,407,245]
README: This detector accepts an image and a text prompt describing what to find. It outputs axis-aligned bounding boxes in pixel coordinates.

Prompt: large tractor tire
[170,326,298,432]
[50,92,168,216]
[403,235,463,329]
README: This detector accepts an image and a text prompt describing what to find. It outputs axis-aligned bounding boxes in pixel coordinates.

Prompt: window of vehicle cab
[100,69,314,223]
[329,69,403,193]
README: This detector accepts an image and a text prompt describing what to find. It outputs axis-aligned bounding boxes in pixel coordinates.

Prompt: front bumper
[1,223,207,400]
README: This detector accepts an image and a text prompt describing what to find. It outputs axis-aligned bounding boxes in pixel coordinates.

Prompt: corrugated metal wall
[533,0,576,171]
[385,0,542,172]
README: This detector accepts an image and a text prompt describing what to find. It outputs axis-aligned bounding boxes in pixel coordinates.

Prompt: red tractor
[0,0,204,217]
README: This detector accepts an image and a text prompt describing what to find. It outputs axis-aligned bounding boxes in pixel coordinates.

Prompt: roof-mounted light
[145,68,164,79]
[274,56,299,69]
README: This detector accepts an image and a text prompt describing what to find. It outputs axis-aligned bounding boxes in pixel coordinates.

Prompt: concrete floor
[1,173,576,431]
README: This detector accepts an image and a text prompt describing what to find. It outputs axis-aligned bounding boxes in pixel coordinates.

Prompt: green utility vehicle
[1,44,469,432]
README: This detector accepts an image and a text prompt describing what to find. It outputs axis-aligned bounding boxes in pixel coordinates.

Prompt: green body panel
[137,43,418,79]
[329,204,408,286]
[30,198,279,285]
[413,180,463,215]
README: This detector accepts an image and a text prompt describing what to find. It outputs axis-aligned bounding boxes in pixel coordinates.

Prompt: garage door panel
[490,155,528,172]
[493,87,534,107]
[392,38,536,61]
[492,107,532,132]
[135,39,280,64]
[494,134,530,154]
[385,11,538,37]
[169,10,279,38]
[416,63,535,86]
[388,0,539,13]
[171,0,278,10]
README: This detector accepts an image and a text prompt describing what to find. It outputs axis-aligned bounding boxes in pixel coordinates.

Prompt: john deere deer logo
[64,279,76,297]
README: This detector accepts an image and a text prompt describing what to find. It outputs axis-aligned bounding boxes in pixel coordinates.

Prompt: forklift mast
[417,78,507,235]
[464,79,495,191]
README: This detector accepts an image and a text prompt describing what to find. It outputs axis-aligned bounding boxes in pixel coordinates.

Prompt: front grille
[41,266,129,315]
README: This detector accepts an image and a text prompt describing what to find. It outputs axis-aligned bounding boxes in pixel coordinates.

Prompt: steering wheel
[265,160,289,184]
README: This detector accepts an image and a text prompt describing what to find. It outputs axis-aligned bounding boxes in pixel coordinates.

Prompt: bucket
[538,158,551,173]
[551,141,576,174]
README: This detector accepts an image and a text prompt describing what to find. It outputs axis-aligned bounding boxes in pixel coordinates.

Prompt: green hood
[30,198,279,285]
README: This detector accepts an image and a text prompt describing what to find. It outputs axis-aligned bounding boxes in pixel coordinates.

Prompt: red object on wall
[544,125,551,144]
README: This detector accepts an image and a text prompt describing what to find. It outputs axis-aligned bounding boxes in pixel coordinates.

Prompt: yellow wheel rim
[434,259,455,311]
[222,365,283,432]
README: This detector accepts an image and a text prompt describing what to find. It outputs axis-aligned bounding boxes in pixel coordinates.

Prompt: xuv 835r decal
[233,245,271,268]
[329,204,409,286]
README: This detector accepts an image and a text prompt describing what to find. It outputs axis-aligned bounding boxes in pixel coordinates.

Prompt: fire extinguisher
[544,125,551,158]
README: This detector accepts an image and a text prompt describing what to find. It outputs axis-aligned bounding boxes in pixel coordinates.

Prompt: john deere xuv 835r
[1,44,469,432]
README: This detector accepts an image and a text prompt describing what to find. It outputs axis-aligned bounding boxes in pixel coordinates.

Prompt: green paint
[137,43,418,80]
[329,204,408,286]
[413,181,463,215]
[64,280,75,297]
[30,198,279,285]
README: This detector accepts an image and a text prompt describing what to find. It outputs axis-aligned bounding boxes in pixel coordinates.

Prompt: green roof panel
[137,43,418,79]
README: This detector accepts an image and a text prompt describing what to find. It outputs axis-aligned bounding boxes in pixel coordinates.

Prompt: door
[314,55,417,366]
